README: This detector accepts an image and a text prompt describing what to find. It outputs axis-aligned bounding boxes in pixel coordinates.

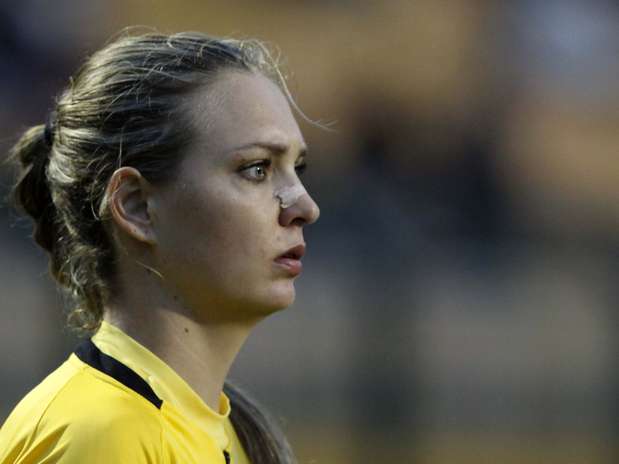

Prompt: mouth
[277,244,306,260]
[273,244,306,276]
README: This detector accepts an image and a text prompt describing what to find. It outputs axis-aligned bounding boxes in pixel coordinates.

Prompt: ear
[105,167,156,245]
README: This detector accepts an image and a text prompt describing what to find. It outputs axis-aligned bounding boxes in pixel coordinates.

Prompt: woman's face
[151,70,320,322]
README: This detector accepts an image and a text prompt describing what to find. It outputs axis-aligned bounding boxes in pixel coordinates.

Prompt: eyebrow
[231,141,308,158]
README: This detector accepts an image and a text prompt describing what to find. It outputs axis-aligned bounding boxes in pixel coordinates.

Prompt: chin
[255,282,296,315]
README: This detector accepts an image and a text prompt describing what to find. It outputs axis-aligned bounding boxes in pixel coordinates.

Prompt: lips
[274,244,305,276]
[277,244,306,260]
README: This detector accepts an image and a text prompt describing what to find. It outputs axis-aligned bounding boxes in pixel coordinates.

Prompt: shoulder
[1,355,163,464]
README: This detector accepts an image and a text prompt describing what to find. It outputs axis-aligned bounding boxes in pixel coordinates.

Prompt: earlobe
[106,167,157,245]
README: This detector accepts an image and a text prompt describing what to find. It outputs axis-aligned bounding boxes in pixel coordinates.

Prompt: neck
[103,302,258,412]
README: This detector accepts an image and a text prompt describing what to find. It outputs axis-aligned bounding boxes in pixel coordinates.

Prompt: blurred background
[1,1,618,463]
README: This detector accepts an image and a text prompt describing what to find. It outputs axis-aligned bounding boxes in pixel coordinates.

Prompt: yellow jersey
[0,321,250,464]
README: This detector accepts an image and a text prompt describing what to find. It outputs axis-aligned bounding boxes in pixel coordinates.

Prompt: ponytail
[10,122,109,332]
[225,382,297,464]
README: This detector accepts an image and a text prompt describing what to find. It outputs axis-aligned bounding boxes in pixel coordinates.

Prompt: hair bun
[10,124,57,252]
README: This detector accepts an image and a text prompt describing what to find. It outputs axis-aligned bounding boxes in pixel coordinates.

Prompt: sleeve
[0,405,164,464]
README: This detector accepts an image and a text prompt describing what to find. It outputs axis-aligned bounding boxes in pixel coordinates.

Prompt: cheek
[210,203,276,265]
[171,184,278,269]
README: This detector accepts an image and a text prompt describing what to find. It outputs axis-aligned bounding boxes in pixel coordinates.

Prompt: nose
[278,191,320,227]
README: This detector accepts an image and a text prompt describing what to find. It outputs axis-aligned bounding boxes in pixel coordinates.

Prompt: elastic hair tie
[43,110,57,147]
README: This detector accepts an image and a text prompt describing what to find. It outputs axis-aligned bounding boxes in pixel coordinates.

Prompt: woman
[0,31,320,464]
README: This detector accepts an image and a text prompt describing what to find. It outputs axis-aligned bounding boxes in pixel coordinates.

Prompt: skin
[103,70,320,411]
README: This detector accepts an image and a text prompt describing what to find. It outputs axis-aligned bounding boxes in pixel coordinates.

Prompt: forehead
[187,70,304,154]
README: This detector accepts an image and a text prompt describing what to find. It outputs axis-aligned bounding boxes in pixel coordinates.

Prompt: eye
[240,160,271,181]
[295,161,307,176]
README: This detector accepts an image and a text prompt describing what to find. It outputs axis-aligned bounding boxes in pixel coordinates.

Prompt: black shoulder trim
[74,339,163,409]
